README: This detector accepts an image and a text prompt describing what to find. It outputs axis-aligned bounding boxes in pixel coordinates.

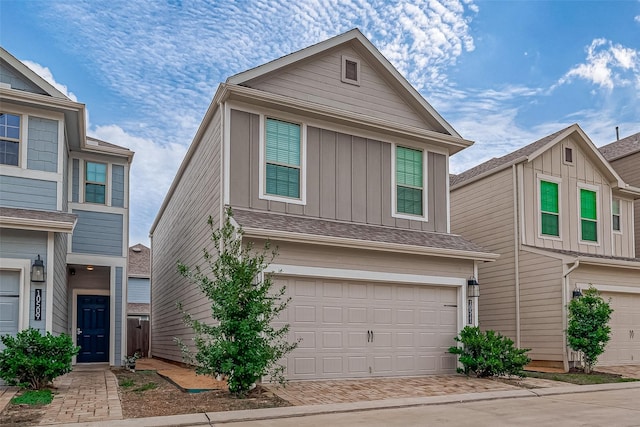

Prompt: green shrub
[448,326,531,377]
[0,328,80,389]
[567,286,612,373]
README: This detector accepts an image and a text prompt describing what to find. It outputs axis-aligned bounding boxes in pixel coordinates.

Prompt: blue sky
[2,0,639,246]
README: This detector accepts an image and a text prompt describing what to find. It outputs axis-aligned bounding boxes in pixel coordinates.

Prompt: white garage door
[599,292,640,366]
[274,276,459,380]
[0,271,21,350]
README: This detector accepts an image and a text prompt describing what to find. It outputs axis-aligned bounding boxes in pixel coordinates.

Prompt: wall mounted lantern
[572,288,583,299]
[31,255,45,282]
[467,277,480,298]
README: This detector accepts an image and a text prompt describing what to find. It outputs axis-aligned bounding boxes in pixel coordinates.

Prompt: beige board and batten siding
[609,154,640,257]
[521,136,624,256]
[243,45,441,132]
[450,167,517,340]
[151,108,222,363]
[228,109,448,232]
[568,264,640,366]
[518,249,564,361]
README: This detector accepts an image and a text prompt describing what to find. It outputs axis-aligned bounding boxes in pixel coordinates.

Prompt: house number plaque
[34,289,42,321]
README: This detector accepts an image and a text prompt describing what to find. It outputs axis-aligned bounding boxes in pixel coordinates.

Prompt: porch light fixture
[467,277,480,298]
[86,265,94,271]
[31,255,45,282]
[572,288,583,299]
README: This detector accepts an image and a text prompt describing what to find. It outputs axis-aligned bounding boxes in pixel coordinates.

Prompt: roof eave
[242,227,499,262]
[0,216,76,234]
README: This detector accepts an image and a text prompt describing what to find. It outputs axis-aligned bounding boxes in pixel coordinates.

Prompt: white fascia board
[242,228,499,262]
[0,216,76,233]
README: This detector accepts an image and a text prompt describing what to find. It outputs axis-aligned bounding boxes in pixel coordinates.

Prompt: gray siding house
[0,48,133,366]
[451,124,640,371]
[599,132,640,257]
[150,29,497,380]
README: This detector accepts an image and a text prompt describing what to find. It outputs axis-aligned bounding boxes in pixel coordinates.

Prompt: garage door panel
[599,292,640,366]
[280,276,459,379]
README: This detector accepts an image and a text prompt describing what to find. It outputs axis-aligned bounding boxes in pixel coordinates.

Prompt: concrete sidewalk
[47,381,640,427]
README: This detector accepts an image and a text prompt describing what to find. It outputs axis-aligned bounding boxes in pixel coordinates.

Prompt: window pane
[580,189,597,220]
[541,212,559,236]
[613,215,620,231]
[266,164,300,198]
[397,186,423,216]
[5,114,20,127]
[396,146,422,188]
[612,199,620,215]
[0,140,19,166]
[85,183,106,204]
[266,119,300,166]
[581,220,597,241]
[86,162,107,183]
[540,181,558,213]
[0,114,20,140]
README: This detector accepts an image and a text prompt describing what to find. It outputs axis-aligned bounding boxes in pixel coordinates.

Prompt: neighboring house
[127,243,150,320]
[0,47,133,366]
[599,132,640,257]
[450,124,640,371]
[150,29,498,380]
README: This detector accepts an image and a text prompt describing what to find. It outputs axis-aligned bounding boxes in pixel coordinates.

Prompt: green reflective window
[580,189,597,241]
[396,146,423,216]
[265,118,301,199]
[85,162,107,204]
[540,180,559,236]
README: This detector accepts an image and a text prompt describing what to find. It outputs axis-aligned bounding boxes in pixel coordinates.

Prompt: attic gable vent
[564,146,573,165]
[341,55,360,86]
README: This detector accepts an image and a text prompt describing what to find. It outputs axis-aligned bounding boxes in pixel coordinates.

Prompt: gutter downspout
[512,165,521,348]
[562,259,580,372]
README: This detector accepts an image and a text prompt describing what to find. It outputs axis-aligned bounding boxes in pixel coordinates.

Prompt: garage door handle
[371,330,374,342]
[367,330,371,342]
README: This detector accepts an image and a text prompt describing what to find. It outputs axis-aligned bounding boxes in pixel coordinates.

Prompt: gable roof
[599,131,640,162]
[227,28,460,139]
[128,243,150,277]
[85,136,134,161]
[451,124,629,191]
[0,47,69,99]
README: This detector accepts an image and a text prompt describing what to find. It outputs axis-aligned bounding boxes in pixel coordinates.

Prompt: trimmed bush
[0,328,79,389]
[448,326,530,377]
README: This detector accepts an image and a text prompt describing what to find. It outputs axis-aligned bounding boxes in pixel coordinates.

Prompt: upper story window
[580,188,598,242]
[85,161,107,204]
[564,147,573,164]
[396,146,424,217]
[341,55,361,86]
[265,118,301,200]
[612,198,621,232]
[0,113,20,166]
[540,180,560,237]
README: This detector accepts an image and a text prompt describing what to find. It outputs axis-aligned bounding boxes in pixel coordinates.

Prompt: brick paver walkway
[39,364,122,425]
[0,386,19,413]
[267,375,522,406]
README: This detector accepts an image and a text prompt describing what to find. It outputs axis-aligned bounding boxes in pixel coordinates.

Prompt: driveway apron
[39,364,122,425]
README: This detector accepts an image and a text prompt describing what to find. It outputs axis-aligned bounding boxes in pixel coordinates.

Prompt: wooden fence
[126,318,149,357]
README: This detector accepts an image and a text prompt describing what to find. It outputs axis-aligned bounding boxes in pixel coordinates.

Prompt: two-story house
[150,29,498,380]
[0,47,133,366]
[451,124,640,371]
[599,132,640,257]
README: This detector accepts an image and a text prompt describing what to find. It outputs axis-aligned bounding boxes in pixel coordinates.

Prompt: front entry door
[77,295,109,363]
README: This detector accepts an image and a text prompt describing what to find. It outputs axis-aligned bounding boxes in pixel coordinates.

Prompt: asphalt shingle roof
[0,206,76,224]
[524,246,640,264]
[232,208,492,255]
[598,132,640,162]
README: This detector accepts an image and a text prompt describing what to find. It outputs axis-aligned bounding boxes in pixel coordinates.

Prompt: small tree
[176,208,298,396]
[0,328,79,389]
[567,286,612,373]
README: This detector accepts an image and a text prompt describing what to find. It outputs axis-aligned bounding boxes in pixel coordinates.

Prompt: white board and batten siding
[151,108,222,363]
[609,153,640,257]
[451,167,518,340]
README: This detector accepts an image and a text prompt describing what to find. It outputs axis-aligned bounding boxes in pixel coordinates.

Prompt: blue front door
[77,295,109,363]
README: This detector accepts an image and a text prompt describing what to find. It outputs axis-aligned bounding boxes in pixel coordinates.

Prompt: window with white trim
[612,198,621,232]
[580,188,598,242]
[264,118,301,200]
[396,146,424,217]
[85,161,107,204]
[0,113,20,166]
[341,55,360,86]
[540,180,560,237]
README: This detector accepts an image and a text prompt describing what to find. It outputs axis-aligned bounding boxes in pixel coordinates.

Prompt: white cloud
[558,39,639,90]
[89,125,187,246]
[635,15,640,23]
[21,60,78,101]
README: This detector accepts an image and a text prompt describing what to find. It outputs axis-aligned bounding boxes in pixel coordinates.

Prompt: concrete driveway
[596,364,640,379]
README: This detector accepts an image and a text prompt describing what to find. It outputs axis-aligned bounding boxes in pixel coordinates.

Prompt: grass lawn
[10,389,53,406]
[525,370,639,385]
